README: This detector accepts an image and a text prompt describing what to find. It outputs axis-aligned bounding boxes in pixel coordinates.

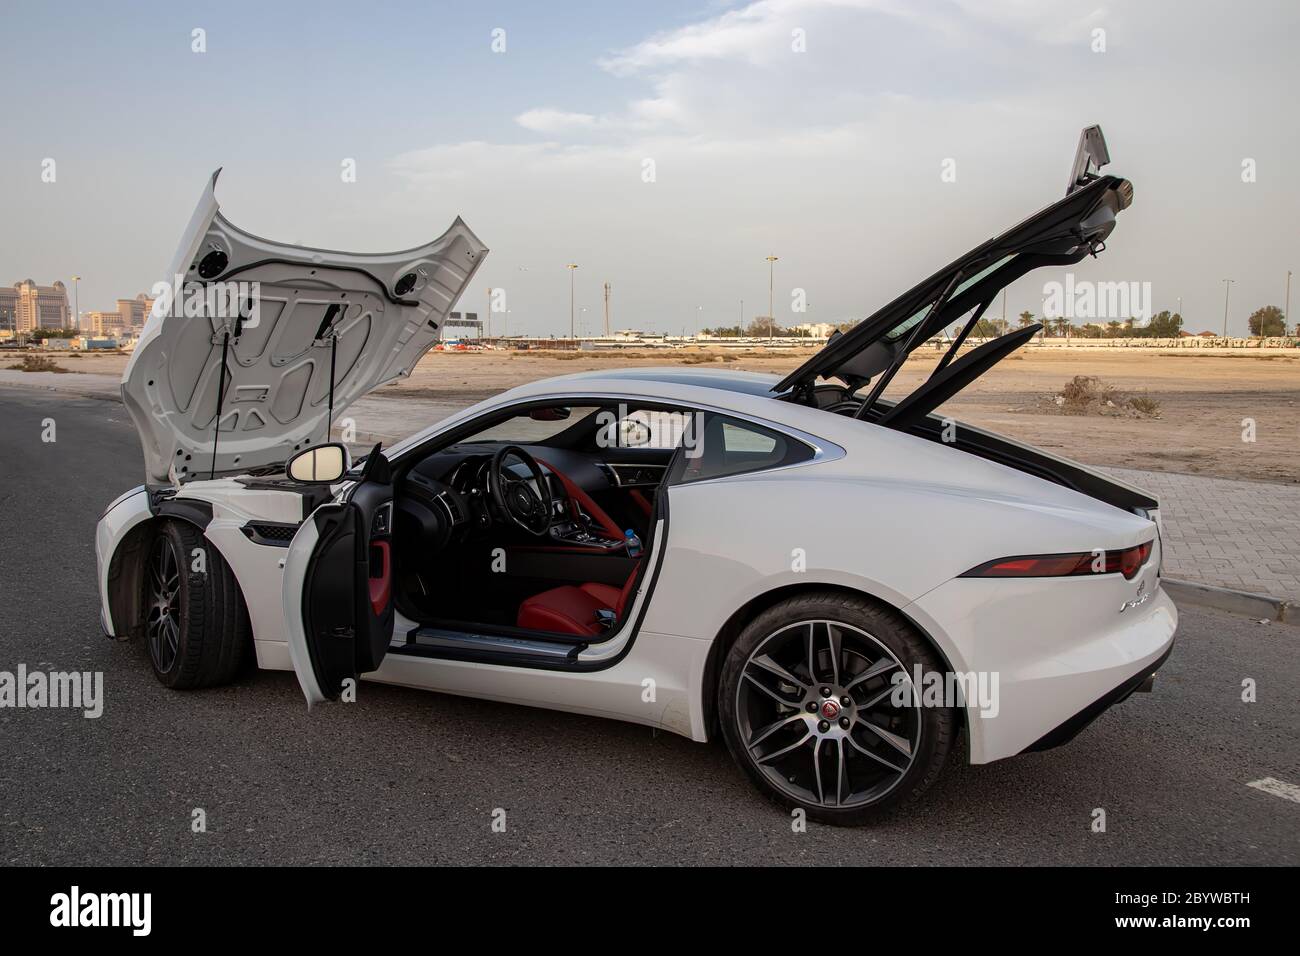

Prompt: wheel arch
[104,509,235,640]
[700,582,969,754]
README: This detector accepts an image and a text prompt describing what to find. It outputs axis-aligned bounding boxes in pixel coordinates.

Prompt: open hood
[776,126,1131,395]
[123,171,487,483]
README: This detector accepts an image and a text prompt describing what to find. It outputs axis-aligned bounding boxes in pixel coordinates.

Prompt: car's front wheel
[718,592,955,825]
[143,520,250,689]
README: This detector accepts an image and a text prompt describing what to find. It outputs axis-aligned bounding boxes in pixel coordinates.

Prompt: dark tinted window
[669,413,814,484]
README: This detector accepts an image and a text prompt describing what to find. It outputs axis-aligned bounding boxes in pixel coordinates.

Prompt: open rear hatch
[122,170,487,484]
[777,126,1129,403]
[777,126,1152,513]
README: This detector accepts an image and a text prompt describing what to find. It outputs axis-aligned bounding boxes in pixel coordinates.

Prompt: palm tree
[1017,310,1035,329]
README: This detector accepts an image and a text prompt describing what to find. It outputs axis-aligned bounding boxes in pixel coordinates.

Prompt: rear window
[669,413,813,484]
[883,254,1016,341]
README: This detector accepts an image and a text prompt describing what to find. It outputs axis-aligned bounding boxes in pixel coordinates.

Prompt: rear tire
[143,520,250,689]
[718,591,955,825]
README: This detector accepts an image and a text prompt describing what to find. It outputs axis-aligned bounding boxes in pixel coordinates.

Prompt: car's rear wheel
[144,520,250,689]
[718,592,955,825]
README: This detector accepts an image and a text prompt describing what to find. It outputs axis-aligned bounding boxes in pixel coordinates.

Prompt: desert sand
[38,345,1300,484]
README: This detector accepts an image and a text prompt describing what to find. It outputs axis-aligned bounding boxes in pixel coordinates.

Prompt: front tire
[143,520,250,689]
[718,592,955,825]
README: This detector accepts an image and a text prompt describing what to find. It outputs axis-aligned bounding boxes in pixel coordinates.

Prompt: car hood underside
[122,170,487,484]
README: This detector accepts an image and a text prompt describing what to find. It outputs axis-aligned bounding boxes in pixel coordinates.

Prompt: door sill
[393,625,585,667]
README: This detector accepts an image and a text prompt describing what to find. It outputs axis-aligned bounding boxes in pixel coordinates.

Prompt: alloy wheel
[146,536,182,674]
[735,619,921,808]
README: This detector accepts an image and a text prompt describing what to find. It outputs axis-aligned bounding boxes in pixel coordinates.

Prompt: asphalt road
[1,384,1297,866]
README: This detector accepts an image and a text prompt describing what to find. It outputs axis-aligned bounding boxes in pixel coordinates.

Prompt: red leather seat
[517,565,640,636]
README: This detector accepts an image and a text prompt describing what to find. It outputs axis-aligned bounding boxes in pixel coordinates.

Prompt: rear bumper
[1020,640,1173,753]
[905,572,1177,764]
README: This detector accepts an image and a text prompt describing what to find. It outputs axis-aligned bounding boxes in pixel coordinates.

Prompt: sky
[1,0,1297,336]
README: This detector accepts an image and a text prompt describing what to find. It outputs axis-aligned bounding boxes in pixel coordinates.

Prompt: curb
[1164,578,1295,627]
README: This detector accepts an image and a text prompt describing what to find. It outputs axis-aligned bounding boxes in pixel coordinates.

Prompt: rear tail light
[962,541,1152,580]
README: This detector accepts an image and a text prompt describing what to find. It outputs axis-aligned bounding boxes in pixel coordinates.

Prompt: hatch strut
[325,332,338,443]
[208,301,251,480]
[931,296,993,378]
[855,269,963,421]
[314,303,345,443]
[209,326,232,480]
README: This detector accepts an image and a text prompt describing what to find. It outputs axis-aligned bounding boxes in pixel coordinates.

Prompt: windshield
[461,406,602,444]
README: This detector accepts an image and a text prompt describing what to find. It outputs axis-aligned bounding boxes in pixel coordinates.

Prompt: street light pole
[1286,270,1293,334]
[1221,278,1234,338]
[566,264,578,341]
[765,255,778,342]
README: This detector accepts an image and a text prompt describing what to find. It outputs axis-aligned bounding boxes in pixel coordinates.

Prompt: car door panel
[283,454,394,705]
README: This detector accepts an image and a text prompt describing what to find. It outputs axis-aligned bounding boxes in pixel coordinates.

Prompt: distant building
[85,310,127,336]
[791,322,836,338]
[0,287,15,331]
[76,336,119,351]
[2,280,71,332]
[117,293,155,329]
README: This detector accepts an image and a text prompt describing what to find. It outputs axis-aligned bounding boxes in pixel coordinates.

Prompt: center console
[548,519,626,551]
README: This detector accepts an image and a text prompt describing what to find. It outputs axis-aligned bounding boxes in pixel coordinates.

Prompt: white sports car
[97,127,1175,823]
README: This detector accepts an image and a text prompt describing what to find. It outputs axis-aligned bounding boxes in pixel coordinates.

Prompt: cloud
[515,108,600,134]
[597,0,809,75]
[384,0,1300,336]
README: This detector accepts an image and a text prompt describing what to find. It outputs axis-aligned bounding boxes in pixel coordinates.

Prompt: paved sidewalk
[3,370,1297,601]
[1105,467,1300,603]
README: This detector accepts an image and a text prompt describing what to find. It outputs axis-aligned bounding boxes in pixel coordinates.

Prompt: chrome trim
[605,462,669,487]
[432,491,462,526]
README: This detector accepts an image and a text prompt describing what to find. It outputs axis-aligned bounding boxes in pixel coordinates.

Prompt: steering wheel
[487,445,554,537]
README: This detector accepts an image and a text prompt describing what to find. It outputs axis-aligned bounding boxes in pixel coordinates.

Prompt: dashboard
[396,442,660,554]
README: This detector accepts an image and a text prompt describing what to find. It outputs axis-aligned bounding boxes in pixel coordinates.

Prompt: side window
[669,413,813,484]
[596,408,693,451]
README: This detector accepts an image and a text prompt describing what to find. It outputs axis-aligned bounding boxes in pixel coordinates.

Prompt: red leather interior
[517,563,641,636]
[534,456,624,540]
[628,488,653,517]
[367,540,391,615]
[579,582,621,609]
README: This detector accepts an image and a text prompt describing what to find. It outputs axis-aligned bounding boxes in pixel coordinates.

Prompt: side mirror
[286,443,351,484]
[619,418,652,446]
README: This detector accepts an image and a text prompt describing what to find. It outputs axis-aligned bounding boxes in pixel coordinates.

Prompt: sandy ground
[23,345,1300,484]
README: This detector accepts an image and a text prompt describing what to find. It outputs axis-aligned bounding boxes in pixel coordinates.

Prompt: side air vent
[241,521,300,547]
[435,493,464,525]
